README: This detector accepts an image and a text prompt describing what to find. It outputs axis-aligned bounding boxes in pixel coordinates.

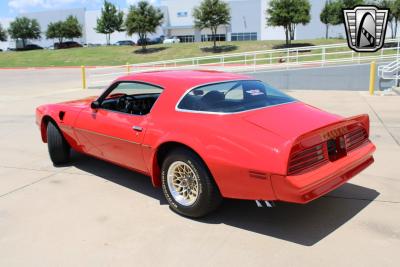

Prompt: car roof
[116,70,253,92]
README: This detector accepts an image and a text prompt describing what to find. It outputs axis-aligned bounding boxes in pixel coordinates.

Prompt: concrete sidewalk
[0,74,399,266]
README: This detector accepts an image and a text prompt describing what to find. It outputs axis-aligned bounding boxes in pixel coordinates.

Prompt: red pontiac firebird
[36,70,376,217]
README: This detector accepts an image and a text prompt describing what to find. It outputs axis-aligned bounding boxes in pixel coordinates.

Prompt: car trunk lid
[243,102,371,175]
[243,102,342,140]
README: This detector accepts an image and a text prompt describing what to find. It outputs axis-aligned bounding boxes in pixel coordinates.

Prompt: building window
[177,11,188,17]
[231,32,257,41]
[177,35,195,43]
[201,34,226,42]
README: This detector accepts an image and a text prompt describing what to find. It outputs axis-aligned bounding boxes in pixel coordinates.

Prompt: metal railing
[378,60,400,79]
[377,38,400,87]
[85,39,399,88]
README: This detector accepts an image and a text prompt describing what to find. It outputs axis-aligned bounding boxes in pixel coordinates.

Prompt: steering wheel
[117,95,136,112]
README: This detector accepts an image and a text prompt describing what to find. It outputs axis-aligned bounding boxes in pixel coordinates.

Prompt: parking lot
[0,68,399,266]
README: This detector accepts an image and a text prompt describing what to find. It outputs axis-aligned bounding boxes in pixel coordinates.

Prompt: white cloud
[8,0,101,13]
[7,0,159,14]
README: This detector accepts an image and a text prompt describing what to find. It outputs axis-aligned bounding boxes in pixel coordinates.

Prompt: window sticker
[246,89,264,96]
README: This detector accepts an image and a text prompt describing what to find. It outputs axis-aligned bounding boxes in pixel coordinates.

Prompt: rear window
[177,80,296,113]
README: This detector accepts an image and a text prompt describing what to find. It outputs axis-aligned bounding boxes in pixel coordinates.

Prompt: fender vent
[59,111,65,121]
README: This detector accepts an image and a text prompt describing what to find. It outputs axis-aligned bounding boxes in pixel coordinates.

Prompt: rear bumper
[271,142,376,204]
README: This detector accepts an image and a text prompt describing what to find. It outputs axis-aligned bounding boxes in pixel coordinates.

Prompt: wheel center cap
[181,179,188,187]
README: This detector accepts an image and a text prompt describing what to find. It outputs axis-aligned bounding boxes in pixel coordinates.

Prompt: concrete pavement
[0,69,399,266]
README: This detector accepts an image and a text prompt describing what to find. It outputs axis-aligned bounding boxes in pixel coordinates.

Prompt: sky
[0,0,160,18]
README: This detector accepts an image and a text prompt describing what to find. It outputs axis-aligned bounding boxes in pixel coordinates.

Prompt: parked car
[115,40,135,46]
[36,70,376,218]
[163,37,180,44]
[54,41,83,49]
[149,37,163,44]
[137,38,152,46]
[16,44,43,51]
[137,37,164,46]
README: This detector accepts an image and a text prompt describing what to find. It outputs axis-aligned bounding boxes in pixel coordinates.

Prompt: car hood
[243,102,342,140]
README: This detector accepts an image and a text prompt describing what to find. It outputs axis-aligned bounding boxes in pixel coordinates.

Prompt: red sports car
[36,70,376,217]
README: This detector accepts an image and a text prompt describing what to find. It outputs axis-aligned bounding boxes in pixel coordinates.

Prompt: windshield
[177,80,296,113]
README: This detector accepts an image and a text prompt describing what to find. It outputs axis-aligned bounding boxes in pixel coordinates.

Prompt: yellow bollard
[127,62,131,74]
[81,65,86,89]
[369,61,376,95]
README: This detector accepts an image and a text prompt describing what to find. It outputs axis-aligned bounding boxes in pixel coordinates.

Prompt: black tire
[47,122,70,165]
[161,148,222,218]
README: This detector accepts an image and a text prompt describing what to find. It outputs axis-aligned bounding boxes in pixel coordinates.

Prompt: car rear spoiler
[292,114,370,145]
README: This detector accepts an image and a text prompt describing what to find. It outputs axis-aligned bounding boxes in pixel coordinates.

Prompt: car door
[74,81,163,173]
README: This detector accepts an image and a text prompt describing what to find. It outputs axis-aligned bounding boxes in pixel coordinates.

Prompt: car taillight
[288,126,370,176]
[344,127,368,152]
[288,144,328,175]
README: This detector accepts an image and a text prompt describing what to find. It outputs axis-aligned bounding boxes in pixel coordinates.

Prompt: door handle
[132,126,143,132]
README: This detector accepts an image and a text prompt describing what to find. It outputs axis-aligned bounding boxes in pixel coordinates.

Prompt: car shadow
[133,47,168,54]
[199,186,378,246]
[69,151,166,203]
[200,45,238,53]
[69,151,379,246]
[272,43,315,49]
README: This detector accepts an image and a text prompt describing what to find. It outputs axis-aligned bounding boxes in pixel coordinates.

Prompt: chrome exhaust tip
[255,200,275,208]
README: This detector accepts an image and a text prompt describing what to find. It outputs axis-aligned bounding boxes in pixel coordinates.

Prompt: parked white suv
[163,37,180,44]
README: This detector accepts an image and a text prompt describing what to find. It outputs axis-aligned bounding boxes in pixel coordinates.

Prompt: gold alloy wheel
[167,161,199,206]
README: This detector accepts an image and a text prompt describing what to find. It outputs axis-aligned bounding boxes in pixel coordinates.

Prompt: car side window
[177,80,295,113]
[225,85,244,100]
[100,82,163,116]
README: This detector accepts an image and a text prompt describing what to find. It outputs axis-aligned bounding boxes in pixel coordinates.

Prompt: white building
[162,0,285,42]
[1,0,346,50]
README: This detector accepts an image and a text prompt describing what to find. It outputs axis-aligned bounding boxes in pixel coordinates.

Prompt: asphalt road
[0,69,399,266]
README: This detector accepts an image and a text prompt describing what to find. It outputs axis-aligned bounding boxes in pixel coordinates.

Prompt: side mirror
[91,101,100,110]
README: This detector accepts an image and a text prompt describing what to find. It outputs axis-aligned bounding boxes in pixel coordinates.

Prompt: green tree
[125,1,164,50]
[193,0,231,51]
[335,0,364,24]
[393,0,400,38]
[95,0,125,45]
[63,15,82,41]
[377,0,400,38]
[320,1,332,39]
[8,17,41,48]
[266,0,311,46]
[375,0,395,38]
[320,0,342,38]
[46,16,82,46]
[342,0,365,7]
[0,23,7,42]
[46,21,66,44]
